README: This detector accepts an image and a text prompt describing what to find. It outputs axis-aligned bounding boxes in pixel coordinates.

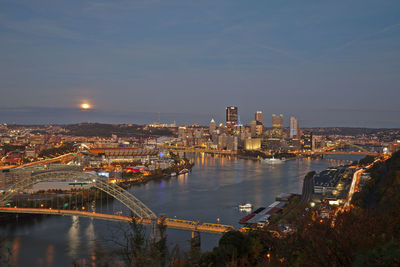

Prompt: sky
[0,0,399,127]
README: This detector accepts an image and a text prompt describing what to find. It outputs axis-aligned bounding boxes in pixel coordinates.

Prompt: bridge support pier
[191,231,201,248]
[150,216,166,244]
[150,219,161,244]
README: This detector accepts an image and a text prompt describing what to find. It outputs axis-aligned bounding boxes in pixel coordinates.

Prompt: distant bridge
[311,151,380,156]
[304,141,381,157]
[166,147,237,155]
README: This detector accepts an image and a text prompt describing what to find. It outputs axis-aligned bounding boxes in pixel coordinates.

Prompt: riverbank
[237,150,297,160]
[117,162,194,188]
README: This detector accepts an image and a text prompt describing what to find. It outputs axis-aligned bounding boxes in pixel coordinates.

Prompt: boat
[170,172,177,177]
[239,203,253,209]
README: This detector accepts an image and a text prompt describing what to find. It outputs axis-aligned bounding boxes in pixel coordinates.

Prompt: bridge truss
[0,168,157,220]
[329,142,370,153]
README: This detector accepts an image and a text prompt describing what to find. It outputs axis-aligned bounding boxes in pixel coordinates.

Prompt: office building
[255,111,263,124]
[245,138,261,150]
[226,106,238,128]
[234,116,244,134]
[255,123,263,136]
[250,120,257,137]
[209,118,216,134]
[271,114,283,139]
[290,116,299,139]
[302,131,313,151]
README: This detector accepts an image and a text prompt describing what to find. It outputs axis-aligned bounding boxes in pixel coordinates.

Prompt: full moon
[81,103,91,109]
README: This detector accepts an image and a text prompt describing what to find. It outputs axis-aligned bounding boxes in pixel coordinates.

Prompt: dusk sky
[0,0,399,127]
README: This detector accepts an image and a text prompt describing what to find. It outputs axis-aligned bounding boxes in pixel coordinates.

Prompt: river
[0,153,363,266]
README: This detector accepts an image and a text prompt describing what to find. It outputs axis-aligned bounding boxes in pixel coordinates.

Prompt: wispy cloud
[1,18,85,40]
[335,22,400,51]
[256,44,302,60]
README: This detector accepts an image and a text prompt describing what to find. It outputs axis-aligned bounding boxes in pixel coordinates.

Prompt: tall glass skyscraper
[226,106,238,127]
[290,116,299,138]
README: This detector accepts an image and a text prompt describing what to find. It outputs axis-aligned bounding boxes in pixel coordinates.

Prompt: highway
[300,172,314,205]
[344,169,363,208]
[15,152,81,168]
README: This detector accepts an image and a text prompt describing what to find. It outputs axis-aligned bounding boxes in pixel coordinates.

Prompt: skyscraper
[226,106,238,128]
[302,131,313,151]
[290,116,299,139]
[250,120,257,137]
[209,118,216,134]
[272,114,283,138]
[255,111,263,124]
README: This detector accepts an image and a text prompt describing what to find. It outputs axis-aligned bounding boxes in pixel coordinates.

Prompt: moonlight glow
[81,103,91,109]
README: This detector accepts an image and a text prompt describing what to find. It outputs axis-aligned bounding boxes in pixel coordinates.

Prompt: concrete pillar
[191,231,201,248]
[150,216,166,244]
[150,218,161,244]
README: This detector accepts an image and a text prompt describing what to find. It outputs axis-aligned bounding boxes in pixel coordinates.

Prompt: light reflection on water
[0,154,362,266]
[67,216,80,259]
[46,244,55,267]
[85,221,96,256]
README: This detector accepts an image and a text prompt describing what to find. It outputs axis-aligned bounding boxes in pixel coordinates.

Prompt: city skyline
[0,106,400,129]
[1,1,400,127]
[1,1,400,266]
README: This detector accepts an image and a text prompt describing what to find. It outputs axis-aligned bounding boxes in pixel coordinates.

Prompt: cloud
[256,44,302,60]
[335,22,400,52]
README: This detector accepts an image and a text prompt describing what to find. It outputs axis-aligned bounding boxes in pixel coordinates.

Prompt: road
[300,173,314,205]
[12,152,81,169]
[344,169,363,208]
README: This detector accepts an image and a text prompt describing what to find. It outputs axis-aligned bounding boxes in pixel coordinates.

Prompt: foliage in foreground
[199,151,400,266]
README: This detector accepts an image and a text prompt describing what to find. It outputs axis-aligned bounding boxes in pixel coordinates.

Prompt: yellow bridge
[165,146,237,155]
[0,207,235,234]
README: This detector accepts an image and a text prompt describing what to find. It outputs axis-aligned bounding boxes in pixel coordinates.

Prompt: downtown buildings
[203,107,311,152]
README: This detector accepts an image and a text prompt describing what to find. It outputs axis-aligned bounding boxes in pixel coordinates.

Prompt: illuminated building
[209,118,216,134]
[290,116,299,139]
[302,131,313,151]
[261,137,282,151]
[234,116,244,134]
[250,120,257,137]
[217,123,226,135]
[178,126,187,139]
[226,106,238,128]
[245,138,261,150]
[271,114,283,139]
[254,111,264,136]
[255,123,263,136]
[255,111,263,124]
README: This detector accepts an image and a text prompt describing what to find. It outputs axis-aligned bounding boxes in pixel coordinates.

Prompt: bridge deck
[0,207,234,234]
